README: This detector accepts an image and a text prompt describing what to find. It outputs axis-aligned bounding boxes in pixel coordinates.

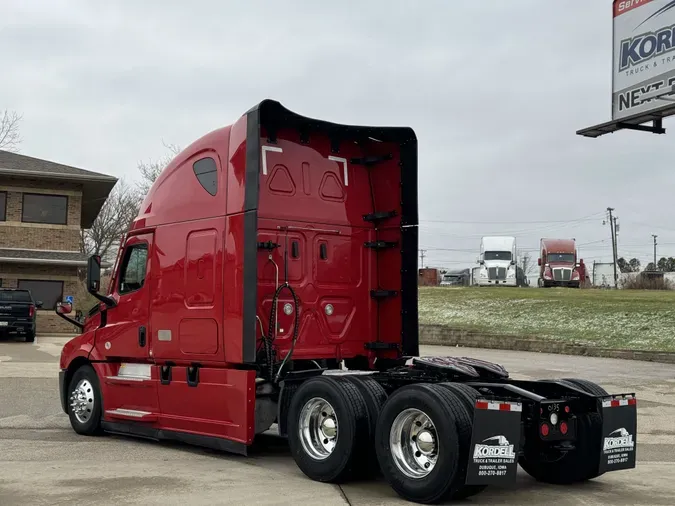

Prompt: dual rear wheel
[286,376,480,503]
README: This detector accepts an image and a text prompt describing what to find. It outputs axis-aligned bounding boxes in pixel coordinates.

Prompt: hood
[547,261,575,269]
[483,260,514,268]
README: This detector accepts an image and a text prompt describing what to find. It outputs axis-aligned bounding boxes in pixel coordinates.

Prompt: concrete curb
[419,324,675,365]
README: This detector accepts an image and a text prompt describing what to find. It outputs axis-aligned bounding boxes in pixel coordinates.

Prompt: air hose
[264,282,300,383]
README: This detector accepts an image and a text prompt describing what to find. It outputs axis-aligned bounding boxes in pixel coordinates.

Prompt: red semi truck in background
[538,238,584,288]
[55,100,636,503]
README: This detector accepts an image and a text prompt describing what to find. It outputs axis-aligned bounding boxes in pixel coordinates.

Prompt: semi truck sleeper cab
[56,100,637,504]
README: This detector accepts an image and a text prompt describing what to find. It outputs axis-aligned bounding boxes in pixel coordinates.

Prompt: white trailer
[476,236,518,287]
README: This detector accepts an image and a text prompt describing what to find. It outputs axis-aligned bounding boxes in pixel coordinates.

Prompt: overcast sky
[3,0,674,272]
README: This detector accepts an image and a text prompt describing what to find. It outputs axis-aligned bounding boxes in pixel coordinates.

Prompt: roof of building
[0,150,118,228]
[0,248,89,266]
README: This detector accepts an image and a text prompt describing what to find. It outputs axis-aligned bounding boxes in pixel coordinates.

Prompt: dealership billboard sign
[613,0,675,120]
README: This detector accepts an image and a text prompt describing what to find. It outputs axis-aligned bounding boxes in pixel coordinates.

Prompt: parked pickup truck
[0,288,42,342]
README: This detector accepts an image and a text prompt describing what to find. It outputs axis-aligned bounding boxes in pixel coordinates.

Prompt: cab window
[118,244,148,294]
[193,157,218,196]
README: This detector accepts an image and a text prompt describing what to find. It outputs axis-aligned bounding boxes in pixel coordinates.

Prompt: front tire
[287,376,370,483]
[67,364,103,436]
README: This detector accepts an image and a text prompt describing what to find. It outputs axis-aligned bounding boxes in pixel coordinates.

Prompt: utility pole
[652,234,658,268]
[607,207,618,288]
[420,249,426,268]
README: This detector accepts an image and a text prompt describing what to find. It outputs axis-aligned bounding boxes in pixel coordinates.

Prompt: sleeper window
[193,157,218,196]
[118,244,148,294]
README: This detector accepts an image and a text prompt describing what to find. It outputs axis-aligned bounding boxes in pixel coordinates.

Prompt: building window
[193,157,218,196]
[0,192,6,221]
[17,280,64,310]
[118,244,148,294]
[22,193,68,225]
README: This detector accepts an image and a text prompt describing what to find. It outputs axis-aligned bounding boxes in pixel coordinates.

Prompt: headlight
[572,270,580,280]
[480,269,488,278]
[507,269,515,278]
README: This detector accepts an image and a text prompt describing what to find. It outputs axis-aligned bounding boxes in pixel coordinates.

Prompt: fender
[59,330,101,370]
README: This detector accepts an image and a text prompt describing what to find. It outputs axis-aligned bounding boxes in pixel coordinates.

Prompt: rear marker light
[565,406,570,413]
[541,423,549,437]
[560,421,568,435]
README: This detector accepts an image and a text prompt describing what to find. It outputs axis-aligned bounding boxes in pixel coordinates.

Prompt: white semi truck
[476,236,520,287]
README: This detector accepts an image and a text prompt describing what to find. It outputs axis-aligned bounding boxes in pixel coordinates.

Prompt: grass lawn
[419,286,675,352]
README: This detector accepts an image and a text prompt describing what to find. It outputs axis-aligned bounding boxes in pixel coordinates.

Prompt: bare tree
[137,141,181,195]
[0,109,22,152]
[518,250,537,275]
[80,179,141,262]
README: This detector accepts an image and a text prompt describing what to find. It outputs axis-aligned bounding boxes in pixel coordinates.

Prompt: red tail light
[29,305,35,317]
[540,423,550,437]
[560,422,568,435]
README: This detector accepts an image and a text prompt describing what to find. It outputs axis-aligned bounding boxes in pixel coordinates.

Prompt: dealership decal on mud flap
[599,394,637,474]
[465,400,522,485]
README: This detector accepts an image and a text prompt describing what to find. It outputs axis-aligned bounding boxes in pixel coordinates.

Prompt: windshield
[0,290,32,303]
[484,251,512,261]
[548,253,575,263]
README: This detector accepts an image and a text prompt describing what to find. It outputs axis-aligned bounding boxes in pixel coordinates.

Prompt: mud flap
[599,394,637,474]
[465,400,523,486]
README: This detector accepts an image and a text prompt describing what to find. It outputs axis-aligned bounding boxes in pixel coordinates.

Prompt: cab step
[105,408,158,422]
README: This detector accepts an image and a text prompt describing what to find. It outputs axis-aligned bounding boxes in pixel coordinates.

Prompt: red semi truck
[56,101,636,503]
[537,238,582,288]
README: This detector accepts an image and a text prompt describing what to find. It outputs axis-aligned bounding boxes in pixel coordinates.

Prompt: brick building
[0,150,117,334]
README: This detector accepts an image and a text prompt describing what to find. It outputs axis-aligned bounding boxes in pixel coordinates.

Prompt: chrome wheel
[390,408,439,479]
[69,379,95,424]
[298,397,339,460]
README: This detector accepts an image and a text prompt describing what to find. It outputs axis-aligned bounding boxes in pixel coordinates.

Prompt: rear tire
[287,376,370,483]
[24,331,35,343]
[561,378,608,396]
[438,383,488,499]
[375,383,475,504]
[67,364,103,436]
[340,375,387,477]
[518,378,606,484]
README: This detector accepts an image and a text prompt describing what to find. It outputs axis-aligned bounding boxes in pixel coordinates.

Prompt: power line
[418,212,604,225]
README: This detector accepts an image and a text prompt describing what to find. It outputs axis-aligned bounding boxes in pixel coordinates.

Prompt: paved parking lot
[0,336,674,505]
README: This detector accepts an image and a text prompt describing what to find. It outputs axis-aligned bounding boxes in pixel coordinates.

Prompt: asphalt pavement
[0,336,673,505]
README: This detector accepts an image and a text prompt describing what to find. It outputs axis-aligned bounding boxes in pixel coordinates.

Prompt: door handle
[139,326,146,347]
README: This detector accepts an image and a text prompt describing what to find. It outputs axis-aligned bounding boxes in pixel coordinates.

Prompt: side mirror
[86,254,116,308]
[35,300,43,308]
[87,255,101,293]
[56,301,73,314]
[54,300,83,331]
[538,258,542,266]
